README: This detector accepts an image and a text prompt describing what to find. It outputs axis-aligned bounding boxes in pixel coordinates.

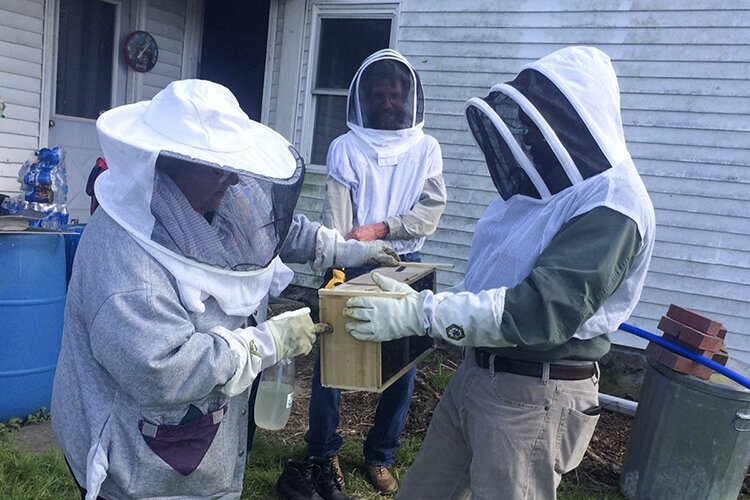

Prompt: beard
[372,109,406,130]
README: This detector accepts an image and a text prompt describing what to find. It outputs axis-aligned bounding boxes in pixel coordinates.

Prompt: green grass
[1,426,620,499]
[425,361,455,392]
[0,444,79,500]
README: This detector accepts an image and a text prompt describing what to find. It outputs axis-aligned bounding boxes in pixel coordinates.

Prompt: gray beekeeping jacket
[52,209,321,499]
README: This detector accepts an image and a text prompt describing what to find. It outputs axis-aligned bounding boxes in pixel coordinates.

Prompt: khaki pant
[398,350,600,499]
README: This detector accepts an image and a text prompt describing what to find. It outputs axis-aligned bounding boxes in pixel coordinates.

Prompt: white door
[48,0,130,223]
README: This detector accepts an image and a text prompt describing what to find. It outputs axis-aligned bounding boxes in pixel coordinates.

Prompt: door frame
[41,0,138,148]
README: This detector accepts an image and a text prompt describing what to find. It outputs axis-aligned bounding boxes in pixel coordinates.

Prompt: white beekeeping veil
[464,46,635,201]
[345,49,426,166]
[94,80,304,316]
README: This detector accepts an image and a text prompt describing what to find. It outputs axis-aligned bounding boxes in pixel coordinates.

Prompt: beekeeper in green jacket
[343,46,656,499]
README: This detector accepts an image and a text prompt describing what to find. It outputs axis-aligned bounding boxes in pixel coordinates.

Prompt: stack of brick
[646,304,729,380]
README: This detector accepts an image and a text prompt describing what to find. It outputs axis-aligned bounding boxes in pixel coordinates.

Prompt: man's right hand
[346,222,389,241]
[266,308,317,361]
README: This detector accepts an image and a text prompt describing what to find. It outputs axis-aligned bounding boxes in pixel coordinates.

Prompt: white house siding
[142,0,189,99]
[0,0,45,195]
[265,0,286,130]
[274,0,750,363]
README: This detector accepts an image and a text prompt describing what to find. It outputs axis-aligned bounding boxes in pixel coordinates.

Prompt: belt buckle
[488,353,497,375]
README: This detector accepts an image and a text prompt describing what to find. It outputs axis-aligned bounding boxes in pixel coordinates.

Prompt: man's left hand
[347,222,388,241]
[344,273,427,342]
[364,241,399,266]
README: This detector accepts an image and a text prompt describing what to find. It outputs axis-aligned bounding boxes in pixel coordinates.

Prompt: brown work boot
[329,454,345,491]
[366,464,398,495]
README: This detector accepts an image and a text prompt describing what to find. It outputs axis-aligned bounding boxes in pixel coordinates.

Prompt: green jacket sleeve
[500,206,642,351]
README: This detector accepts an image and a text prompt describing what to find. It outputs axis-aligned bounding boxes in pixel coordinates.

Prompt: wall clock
[124,31,158,72]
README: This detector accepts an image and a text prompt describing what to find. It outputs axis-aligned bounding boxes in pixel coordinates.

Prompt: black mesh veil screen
[466,99,540,200]
[509,69,611,180]
[151,147,305,271]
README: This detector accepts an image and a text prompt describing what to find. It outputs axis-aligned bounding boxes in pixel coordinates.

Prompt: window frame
[300,2,399,173]
[51,0,127,123]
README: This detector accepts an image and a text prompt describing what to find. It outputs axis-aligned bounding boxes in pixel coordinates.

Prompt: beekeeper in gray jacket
[51,79,397,500]
[343,46,655,498]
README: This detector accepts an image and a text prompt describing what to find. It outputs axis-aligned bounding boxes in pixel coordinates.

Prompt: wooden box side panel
[319,294,381,390]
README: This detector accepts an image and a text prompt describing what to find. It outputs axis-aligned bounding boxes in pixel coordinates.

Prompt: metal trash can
[620,359,750,499]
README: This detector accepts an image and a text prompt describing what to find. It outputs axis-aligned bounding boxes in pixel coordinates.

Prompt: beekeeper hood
[346,49,425,166]
[465,45,640,201]
[462,47,655,340]
[94,79,304,316]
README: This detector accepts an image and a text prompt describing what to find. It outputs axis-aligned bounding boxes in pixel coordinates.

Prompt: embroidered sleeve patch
[445,324,465,341]
[247,339,261,357]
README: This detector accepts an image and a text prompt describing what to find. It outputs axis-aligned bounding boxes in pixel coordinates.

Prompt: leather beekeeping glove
[312,226,399,271]
[345,273,516,348]
[212,307,322,397]
[361,240,400,267]
[344,273,429,342]
[266,307,319,361]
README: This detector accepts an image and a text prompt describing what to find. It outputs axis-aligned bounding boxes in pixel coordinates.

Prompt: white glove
[311,226,398,271]
[334,238,399,268]
[211,323,277,397]
[266,307,318,362]
[425,288,515,347]
[345,273,517,348]
[361,240,400,267]
[344,273,430,342]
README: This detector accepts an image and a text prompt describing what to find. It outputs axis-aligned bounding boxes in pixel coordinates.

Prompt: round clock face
[124,31,158,72]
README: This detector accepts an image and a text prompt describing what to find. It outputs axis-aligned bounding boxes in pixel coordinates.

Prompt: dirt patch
[277,344,750,497]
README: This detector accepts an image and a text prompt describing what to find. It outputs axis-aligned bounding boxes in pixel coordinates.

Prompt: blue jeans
[304,252,420,467]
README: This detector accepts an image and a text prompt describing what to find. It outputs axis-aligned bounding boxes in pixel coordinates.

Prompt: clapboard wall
[0,0,45,195]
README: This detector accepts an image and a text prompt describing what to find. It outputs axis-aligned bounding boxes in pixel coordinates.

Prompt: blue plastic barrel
[0,233,66,422]
[61,223,86,286]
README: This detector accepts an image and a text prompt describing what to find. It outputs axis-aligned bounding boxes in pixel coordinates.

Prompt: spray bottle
[254,357,295,430]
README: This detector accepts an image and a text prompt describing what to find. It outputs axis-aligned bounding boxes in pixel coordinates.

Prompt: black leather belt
[475,350,596,381]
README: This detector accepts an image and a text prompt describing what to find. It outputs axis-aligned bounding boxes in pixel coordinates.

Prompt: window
[308,16,393,165]
[56,0,117,119]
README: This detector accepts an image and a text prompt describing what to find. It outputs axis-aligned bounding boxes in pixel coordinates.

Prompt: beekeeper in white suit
[286,49,446,498]
[51,79,397,500]
[343,46,656,498]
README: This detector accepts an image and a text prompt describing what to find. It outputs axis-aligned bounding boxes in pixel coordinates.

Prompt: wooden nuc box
[318,265,436,392]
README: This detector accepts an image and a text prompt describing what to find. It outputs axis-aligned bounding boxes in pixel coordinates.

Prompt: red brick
[677,327,724,352]
[658,349,713,380]
[666,304,723,336]
[657,316,682,336]
[658,316,724,352]
[645,342,664,361]
[713,349,729,366]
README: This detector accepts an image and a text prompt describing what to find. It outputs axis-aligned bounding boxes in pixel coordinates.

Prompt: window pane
[311,95,348,165]
[56,0,116,119]
[316,18,391,89]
